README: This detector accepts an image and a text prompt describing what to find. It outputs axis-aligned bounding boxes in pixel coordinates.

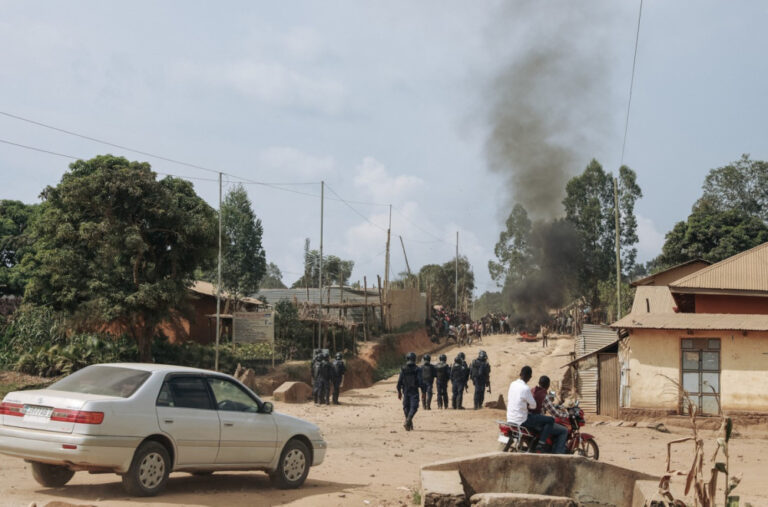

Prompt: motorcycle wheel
[575,439,599,460]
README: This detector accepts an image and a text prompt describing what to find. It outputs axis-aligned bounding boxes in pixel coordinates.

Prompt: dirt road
[2,333,766,506]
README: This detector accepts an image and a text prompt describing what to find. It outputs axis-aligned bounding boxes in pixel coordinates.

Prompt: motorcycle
[496,400,599,460]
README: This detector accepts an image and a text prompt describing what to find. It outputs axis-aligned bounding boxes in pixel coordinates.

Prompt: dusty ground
[1,333,766,506]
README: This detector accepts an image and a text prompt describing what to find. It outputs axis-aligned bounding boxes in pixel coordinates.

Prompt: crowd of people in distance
[427,307,515,345]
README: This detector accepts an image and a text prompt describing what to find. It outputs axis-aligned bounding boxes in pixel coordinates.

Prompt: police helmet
[454,355,462,364]
[323,351,330,360]
[458,351,466,360]
[406,352,417,363]
[439,354,447,362]
[423,354,431,363]
[478,350,487,361]
[335,352,342,360]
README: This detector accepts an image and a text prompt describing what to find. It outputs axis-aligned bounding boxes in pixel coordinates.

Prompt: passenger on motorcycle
[531,376,567,454]
[506,366,555,453]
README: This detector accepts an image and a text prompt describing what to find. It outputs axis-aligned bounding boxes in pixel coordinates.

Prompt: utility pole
[399,235,412,280]
[319,181,324,348]
[384,204,391,330]
[215,172,222,371]
[455,231,459,311]
[614,176,622,320]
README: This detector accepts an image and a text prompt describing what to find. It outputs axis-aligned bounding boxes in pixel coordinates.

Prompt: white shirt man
[507,377,536,424]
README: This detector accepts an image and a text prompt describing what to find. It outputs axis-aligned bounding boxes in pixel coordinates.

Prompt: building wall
[627,329,768,413]
[389,287,426,330]
[695,294,768,315]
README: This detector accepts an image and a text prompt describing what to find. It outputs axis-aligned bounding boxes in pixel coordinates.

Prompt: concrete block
[470,493,576,506]
[421,469,466,507]
[272,381,313,403]
[484,395,506,411]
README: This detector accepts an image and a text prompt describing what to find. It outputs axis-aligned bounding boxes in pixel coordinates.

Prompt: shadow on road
[34,472,364,506]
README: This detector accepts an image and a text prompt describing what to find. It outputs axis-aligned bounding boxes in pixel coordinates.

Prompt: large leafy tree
[562,160,641,306]
[419,257,475,309]
[657,198,768,266]
[488,203,533,286]
[261,262,287,289]
[23,155,217,361]
[221,185,266,303]
[0,200,39,296]
[291,239,354,288]
[699,154,768,222]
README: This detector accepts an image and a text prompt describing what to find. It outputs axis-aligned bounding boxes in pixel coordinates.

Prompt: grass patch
[411,490,422,505]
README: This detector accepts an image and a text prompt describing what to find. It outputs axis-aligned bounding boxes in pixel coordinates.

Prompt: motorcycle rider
[531,376,568,454]
[470,350,491,410]
[331,352,346,405]
[434,354,450,409]
[396,352,424,431]
[506,365,554,452]
[450,355,465,409]
[421,354,437,410]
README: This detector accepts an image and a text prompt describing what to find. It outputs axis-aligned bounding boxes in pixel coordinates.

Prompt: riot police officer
[311,349,323,405]
[434,353,450,409]
[459,351,470,409]
[332,352,346,405]
[396,352,424,431]
[421,354,436,410]
[317,352,334,405]
[450,355,465,409]
[470,350,492,410]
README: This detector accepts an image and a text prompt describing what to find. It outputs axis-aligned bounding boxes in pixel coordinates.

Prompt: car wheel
[30,462,75,487]
[269,439,310,489]
[122,441,171,497]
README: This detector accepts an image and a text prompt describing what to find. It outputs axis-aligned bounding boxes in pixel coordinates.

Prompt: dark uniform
[450,356,465,409]
[332,353,346,405]
[421,355,436,410]
[311,351,323,404]
[434,354,450,409]
[396,352,424,431]
[470,350,491,410]
[459,352,470,409]
[316,353,334,405]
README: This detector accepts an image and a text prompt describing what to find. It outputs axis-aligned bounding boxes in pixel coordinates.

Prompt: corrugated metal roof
[610,312,768,331]
[670,242,768,292]
[254,287,375,305]
[630,286,677,314]
[190,281,263,305]
[631,259,710,287]
[574,324,618,357]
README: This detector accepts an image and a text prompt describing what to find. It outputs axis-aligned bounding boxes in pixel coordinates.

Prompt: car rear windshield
[49,366,151,398]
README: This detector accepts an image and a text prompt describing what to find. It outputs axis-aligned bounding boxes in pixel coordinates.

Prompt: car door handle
[164,419,174,424]
[223,422,234,427]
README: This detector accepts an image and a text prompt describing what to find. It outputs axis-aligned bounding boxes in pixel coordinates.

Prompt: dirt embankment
[251,328,444,395]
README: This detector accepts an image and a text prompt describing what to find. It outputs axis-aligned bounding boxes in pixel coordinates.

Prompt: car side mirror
[261,401,274,414]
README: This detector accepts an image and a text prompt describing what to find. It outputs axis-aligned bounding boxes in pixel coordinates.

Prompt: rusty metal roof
[630,286,677,314]
[669,241,768,293]
[190,281,264,306]
[630,259,710,287]
[611,312,768,331]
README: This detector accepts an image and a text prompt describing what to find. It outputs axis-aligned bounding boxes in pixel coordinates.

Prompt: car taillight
[0,402,24,417]
[51,409,104,424]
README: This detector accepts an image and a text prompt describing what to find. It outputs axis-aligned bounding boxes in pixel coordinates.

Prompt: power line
[324,183,388,232]
[0,138,78,160]
[392,207,453,245]
[620,0,644,166]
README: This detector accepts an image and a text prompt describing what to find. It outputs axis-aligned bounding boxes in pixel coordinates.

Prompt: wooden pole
[614,176,622,319]
[377,275,384,331]
[363,276,369,342]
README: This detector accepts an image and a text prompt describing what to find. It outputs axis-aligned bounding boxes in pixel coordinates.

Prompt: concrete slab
[421,469,466,507]
[470,492,577,506]
[272,381,312,403]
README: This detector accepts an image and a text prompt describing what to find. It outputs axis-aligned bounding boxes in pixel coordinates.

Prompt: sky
[2,1,768,297]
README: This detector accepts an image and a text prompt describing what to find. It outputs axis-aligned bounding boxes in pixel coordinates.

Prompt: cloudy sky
[2,1,767,296]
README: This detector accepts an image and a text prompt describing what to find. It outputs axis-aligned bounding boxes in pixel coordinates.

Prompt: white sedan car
[0,363,326,496]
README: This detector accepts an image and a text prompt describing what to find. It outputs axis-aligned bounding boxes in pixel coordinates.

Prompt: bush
[151,336,275,373]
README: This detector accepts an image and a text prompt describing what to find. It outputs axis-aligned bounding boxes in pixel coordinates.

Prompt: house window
[680,338,720,416]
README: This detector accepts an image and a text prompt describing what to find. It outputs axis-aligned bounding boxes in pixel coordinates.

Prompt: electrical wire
[324,183,388,232]
[620,0,644,166]
[0,138,78,160]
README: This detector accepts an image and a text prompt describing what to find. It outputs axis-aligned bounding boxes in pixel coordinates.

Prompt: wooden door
[598,353,619,418]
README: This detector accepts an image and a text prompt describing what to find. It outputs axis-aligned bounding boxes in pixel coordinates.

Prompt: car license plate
[498,434,509,444]
[24,405,53,418]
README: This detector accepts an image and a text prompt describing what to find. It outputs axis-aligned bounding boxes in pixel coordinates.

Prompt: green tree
[0,200,39,296]
[657,198,768,267]
[274,298,312,360]
[700,154,768,222]
[221,185,266,304]
[419,257,474,309]
[261,262,287,289]
[488,203,533,286]
[23,155,217,361]
[563,160,641,307]
[291,239,354,288]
